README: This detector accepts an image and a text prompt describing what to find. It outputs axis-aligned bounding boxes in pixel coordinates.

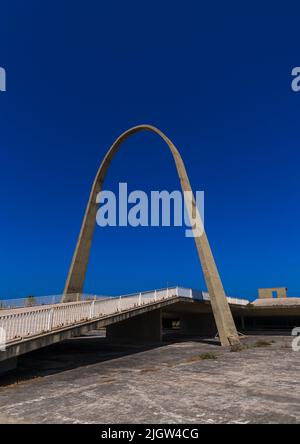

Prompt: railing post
[167,288,169,298]
[139,292,142,306]
[190,288,192,298]
[118,296,122,312]
[47,308,54,331]
[89,300,95,319]
[176,286,179,297]
[154,290,157,302]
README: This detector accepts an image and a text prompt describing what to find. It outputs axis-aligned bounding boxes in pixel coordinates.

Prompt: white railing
[0,293,108,310]
[0,288,178,344]
[0,287,249,345]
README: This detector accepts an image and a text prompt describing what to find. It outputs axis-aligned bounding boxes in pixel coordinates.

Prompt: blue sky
[0,1,299,300]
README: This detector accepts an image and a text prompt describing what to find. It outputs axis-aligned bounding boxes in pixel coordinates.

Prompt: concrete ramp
[0,287,248,373]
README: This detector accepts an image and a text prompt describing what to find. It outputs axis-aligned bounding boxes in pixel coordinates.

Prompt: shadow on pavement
[0,331,223,387]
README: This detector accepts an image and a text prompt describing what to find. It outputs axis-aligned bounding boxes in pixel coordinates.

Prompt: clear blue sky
[0,1,299,301]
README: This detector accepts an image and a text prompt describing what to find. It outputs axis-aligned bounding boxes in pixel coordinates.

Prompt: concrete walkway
[0,334,299,424]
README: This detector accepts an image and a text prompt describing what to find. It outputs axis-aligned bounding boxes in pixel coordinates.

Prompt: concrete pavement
[0,333,299,424]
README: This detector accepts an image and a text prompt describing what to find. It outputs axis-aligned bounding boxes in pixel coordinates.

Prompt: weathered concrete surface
[259,287,287,299]
[0,334,299,424]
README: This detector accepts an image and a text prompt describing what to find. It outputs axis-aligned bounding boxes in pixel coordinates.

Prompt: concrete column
[106,310,162,343]
[241,316,245,330]
[0,357,18,376]
[180,313,217,337]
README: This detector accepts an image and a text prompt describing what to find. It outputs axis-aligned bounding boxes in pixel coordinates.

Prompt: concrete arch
[63,124,239,346]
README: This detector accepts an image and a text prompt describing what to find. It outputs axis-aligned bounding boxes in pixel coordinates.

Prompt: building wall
[258,287,287,299]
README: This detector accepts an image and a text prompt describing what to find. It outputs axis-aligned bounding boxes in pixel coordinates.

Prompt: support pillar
[106,310,162,343]
[0,357,18,376]
[241,316,245,330]
[180,313,217,337]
